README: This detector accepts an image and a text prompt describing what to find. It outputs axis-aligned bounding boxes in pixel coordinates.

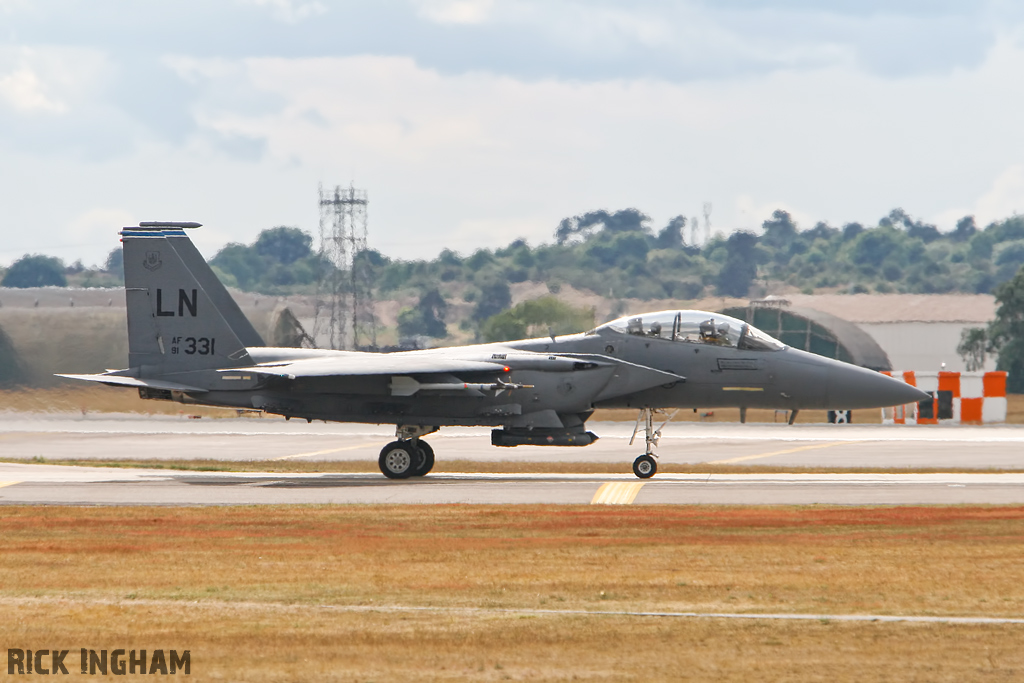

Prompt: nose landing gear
[629,408,677,479]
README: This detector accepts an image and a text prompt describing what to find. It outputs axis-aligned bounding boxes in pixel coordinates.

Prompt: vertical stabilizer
[122,223,262,372]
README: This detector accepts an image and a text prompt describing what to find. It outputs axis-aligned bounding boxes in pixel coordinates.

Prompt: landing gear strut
[378,425,438,479]
[629,408,677,479]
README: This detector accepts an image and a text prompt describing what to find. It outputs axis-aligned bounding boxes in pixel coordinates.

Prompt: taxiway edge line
[709,440,859,464]
[273,443,376,461]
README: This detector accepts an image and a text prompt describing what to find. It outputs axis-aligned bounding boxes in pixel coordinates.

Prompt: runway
[3,463,1024,505]
[4,413,1024,467]
[2,414,1024,505]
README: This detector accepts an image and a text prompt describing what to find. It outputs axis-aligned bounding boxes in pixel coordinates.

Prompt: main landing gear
[629,408,677,479]
[378,425,438,479]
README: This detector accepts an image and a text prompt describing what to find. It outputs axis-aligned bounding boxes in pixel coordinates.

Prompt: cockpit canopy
[593,310,786,352]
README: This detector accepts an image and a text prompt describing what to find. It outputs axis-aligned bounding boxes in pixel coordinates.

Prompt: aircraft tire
[412,440,435,477]
[632,455,657,479]
[379,441,417,479]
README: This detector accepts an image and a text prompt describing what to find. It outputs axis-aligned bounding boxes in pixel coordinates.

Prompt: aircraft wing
[225,346,643,380]
[228,350,686,392]
[227,355,511,379]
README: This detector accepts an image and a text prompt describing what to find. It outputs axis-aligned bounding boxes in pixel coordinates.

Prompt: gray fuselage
[172,327,924,429]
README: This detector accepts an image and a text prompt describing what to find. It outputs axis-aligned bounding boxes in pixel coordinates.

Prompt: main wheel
[379,441,416,479]
[412,440,435,477]
[632,454,657,479]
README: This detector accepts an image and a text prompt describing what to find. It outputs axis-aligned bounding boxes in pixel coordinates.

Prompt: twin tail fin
[121,222,264,372]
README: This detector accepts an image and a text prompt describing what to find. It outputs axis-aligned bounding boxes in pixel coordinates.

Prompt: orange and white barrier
[880,371,1008,424]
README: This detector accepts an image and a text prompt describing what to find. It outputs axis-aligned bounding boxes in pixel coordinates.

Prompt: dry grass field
[3,505,1024,681]
[3,385,1023,423]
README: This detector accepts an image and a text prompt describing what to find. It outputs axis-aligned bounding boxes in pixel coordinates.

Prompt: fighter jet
[60,223,928,478]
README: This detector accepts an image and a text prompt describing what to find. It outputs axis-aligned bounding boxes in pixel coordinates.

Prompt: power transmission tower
[314,183,377,350]
[690,215,700,246]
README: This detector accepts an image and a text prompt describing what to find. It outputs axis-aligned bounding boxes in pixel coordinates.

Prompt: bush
[481,296,594,342]
[1,255,66,288]
[397,289,448,338]
[473,281,512,321]
[716,232,758,297]
[209,227,320,293]
[254,226,312,264]
[104,248,124,281]
[988,265,1024,392]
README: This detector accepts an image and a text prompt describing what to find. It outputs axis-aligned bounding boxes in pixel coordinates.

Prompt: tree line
[375,208,1024,301]
[6,207,1023,299]
[203,207,1024,301]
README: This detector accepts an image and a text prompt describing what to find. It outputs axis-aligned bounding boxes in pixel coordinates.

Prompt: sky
[2,0,1024,266]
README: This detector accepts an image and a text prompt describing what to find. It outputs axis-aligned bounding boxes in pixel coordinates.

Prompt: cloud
[977,165,1024,223]
[934,165,1024,229]
[415,0,495,25]
[0,1,1015,85]
[401,0,1006,81]
[235,0,327,24]
[0,46,108,116]
[67,207,138,264]
[205,131,268,162]
[0,46,147,160]
[2,2,1024,266]
[733,196,817,235]
[0,66,65,112]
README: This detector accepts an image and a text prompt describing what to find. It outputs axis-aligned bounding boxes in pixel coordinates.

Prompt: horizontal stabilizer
[138,221,202,229]
[56,373,208,393]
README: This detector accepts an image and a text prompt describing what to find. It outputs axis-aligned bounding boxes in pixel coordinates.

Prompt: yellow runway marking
[0,481,22,489]
[591,482,645,505]
[272,444,375,461]
[708,441,857,465]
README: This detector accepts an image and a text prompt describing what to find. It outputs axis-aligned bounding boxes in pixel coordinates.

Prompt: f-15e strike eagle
[61,223,928,479]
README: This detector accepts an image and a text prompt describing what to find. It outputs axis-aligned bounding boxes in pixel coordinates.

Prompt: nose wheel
[633,454,657,478]
[629,408,676,479]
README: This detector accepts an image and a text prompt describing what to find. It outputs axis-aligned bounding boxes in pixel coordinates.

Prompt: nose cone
[827,363,930,409]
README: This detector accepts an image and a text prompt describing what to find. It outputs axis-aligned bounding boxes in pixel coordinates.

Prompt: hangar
[721,298,892,371]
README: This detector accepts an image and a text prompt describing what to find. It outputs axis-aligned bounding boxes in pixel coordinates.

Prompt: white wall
[859,322,997,373]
